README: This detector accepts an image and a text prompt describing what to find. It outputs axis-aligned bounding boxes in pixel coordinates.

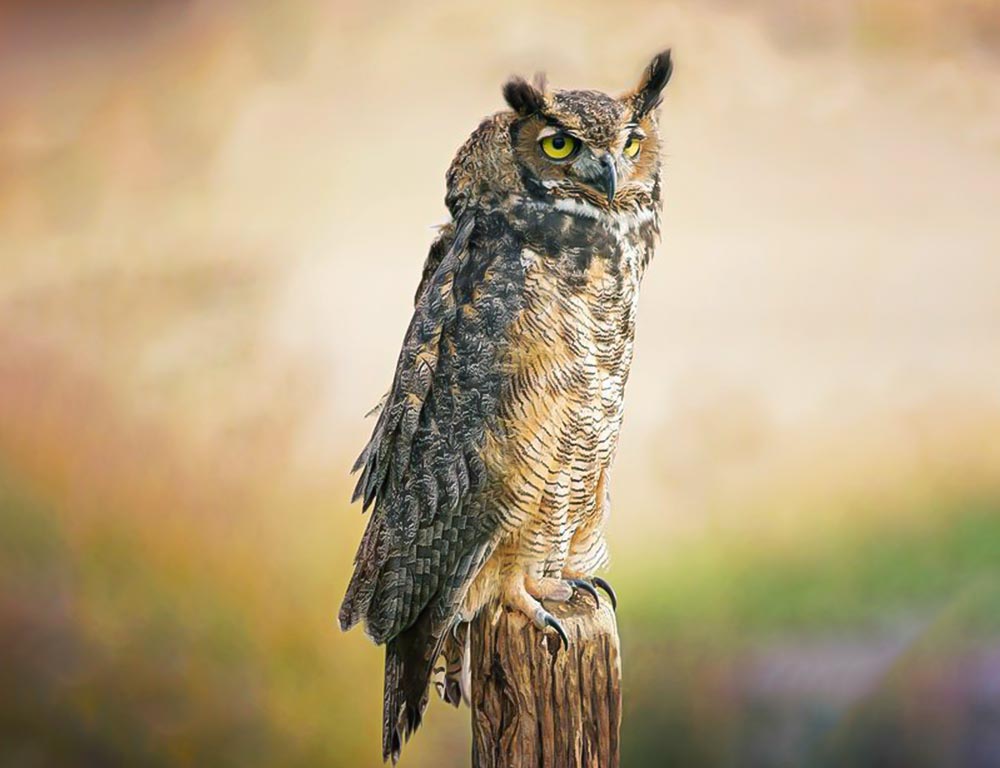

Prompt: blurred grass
[0,458,385,767]
[3,451,999,766]
[620,492,1000,640]
[616,491,1000,767]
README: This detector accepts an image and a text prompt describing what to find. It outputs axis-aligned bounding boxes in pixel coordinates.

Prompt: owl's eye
[539,133,578,160]
[623,136,641,158]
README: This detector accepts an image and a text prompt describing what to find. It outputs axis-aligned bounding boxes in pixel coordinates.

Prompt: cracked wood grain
[470,596,621,767]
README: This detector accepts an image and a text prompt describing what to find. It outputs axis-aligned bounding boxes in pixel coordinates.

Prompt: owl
[340,50,672,763]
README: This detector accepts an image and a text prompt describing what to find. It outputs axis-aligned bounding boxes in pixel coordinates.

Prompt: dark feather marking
[634,49,673,117]
[503,76,545,116]
[415,225,454,306]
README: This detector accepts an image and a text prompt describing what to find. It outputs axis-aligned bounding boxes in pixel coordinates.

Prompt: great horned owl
[340,50,672,763]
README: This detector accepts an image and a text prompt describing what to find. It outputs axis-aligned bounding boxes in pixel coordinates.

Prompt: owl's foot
[560,570,618,611]
[502,575,569,649]
[525,575,601,608]
[434,620,469,707]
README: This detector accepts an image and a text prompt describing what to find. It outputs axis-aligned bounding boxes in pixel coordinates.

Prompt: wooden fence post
[469,596,622,767]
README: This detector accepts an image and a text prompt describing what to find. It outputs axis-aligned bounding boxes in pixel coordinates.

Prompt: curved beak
[596,154,618,204]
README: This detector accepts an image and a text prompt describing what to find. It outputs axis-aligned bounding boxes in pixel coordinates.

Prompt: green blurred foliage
[3,460,999,766]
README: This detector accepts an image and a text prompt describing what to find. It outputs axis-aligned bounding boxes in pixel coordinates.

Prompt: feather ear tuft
[503,76,545,116]
[634,49,673,117]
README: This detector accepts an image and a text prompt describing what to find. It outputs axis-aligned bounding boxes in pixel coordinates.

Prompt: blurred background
[2,1,999,766]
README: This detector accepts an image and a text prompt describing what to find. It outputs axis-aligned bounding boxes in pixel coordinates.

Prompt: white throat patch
[540,197,657,235]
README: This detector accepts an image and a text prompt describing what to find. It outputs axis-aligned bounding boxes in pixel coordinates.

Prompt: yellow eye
[540,133,577,160]
[623,136,641,158]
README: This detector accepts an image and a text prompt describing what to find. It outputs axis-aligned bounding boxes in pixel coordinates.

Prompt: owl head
[502,50,672,210]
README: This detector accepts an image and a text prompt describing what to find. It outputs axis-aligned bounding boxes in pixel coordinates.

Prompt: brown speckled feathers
[341,50,672,763]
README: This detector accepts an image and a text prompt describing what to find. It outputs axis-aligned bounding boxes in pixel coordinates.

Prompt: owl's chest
[497,239,641,466]
[516,241,641,375]
[486,239,640,532]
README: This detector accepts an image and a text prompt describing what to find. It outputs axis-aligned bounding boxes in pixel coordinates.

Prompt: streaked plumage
[340,50,672,763]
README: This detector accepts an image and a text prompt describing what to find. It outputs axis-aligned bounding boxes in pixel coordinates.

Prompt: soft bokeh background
[2,1,999,766]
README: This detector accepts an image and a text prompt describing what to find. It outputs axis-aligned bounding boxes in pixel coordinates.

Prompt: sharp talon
[542,612,569,650]
[452,620,464,642]
[593,577,618,611]
[568,578,600,608]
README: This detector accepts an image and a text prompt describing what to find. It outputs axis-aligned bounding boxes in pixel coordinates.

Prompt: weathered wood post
[469,595,622,767]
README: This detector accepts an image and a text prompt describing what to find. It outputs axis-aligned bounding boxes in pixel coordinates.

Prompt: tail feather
[382,642,408,764]
[381,606,450,763]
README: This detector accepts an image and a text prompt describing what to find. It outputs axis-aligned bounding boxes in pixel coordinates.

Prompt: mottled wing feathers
[340,209,526,762]
[340,211,525,643]
[414,222,454,306]
[350,218,472,513]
